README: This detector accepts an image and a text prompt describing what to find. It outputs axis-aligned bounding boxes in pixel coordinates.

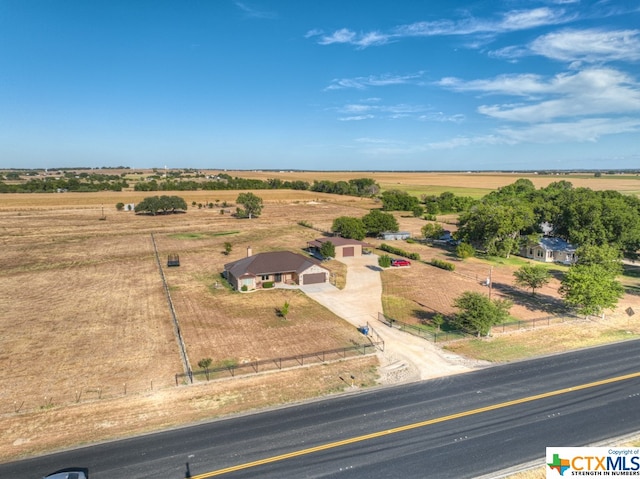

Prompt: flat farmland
[0,190,380,460]
[222,170,640,197]
[3,171,640,462]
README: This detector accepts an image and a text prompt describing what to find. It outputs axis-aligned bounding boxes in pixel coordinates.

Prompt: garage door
[303,272,326,284]
[342,246,355,257]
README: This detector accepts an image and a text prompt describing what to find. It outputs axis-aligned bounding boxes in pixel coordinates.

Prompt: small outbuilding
[307,237,371,259]
[378,231,411,241]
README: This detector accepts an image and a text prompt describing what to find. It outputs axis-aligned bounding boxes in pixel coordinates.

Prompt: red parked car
[391,259,411,267]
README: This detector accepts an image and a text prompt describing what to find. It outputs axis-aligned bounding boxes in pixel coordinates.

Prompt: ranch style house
[521,236,577,264]
[224,248,330,291]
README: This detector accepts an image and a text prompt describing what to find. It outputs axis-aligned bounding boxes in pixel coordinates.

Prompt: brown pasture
[0,189,380,461]
[2,172,640,462]
[220,170,640,194]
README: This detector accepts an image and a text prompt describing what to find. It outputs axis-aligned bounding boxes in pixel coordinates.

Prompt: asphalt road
[4,340,640,479]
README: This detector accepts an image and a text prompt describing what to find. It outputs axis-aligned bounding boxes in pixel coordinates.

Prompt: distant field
[220,170,640,196]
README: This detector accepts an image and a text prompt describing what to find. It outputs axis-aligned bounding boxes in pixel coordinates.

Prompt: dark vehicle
[43,468,88,479]
[391,259,411,267]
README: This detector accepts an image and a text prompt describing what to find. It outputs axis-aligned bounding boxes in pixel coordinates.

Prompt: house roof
[224,251,326,278]
[538,236,576,252]
[307,237,371,248]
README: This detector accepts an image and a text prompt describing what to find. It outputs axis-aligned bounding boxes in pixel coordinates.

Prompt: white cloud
[304,28,324,39]
[531,28,640,63]
[338,115,375,121]
[490,28,640,63]
[354,137,403,145]
[325,72,424,91]
[311,7,573,48]
[437,73,551,97]
[427,117,640,150]
[317,28,358,45]
[497,117,640,143]
[418,112,466,123]
[234,1,276,19]
[439,68,640,122]
[428,135,510,149]
[481,69,640,122]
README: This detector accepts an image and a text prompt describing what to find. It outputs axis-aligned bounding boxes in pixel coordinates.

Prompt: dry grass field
[0,189,380,461]
[223,170,640,197]
[2,171,640,465]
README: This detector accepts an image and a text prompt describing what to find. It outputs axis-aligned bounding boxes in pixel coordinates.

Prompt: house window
[261,275,270,281]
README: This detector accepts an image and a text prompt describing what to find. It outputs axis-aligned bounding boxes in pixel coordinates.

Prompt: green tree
[235,192,263,219]
[224,242,233,255]
[421,223,445,240]
[380,190,420,211]
[134,195,187,215]
[362,209,399,236]
[115,202,124,211]
[197,357,213,381]
[331,216,366,240]
[452,291,512,337]
[432,313,445,332]
[559,244,624,317]
[319,240,335,259]
[513,264,551,295]
[457,202,534,257]
[456,242,475,259]
[279,300,290,319]
[378,254,392,268]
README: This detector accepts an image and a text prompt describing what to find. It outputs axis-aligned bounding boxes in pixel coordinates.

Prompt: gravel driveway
[302,255,483,383]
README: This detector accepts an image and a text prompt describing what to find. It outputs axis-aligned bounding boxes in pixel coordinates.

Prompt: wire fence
[377,312,579,342]
[175,342,382,385]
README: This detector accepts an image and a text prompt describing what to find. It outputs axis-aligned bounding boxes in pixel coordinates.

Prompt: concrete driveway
[303,255,481,383]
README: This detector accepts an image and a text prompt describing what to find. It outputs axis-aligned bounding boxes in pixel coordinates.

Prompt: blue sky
[1,1,639,171]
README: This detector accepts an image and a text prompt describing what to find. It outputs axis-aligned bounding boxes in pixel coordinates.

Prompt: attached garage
[302,272,327,285]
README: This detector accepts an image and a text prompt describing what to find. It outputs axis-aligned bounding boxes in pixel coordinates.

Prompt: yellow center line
[191,371,640,478]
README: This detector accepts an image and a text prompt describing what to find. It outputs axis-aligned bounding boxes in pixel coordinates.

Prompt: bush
[379,243,420,261]
[456,242,475,259]
[430,258,455,271]
[298,220,313,228]
[241,285,248,291]
[378,254,392,268]
[262,281,274,288]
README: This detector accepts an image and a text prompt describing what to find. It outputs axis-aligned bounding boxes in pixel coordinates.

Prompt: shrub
[430,258,455,271]
[379,243,420,261]
[298,220,313,228]
[456,242,475,259]
[241,284,248,291]
[262,281,274,288]
[378,254,392,268]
